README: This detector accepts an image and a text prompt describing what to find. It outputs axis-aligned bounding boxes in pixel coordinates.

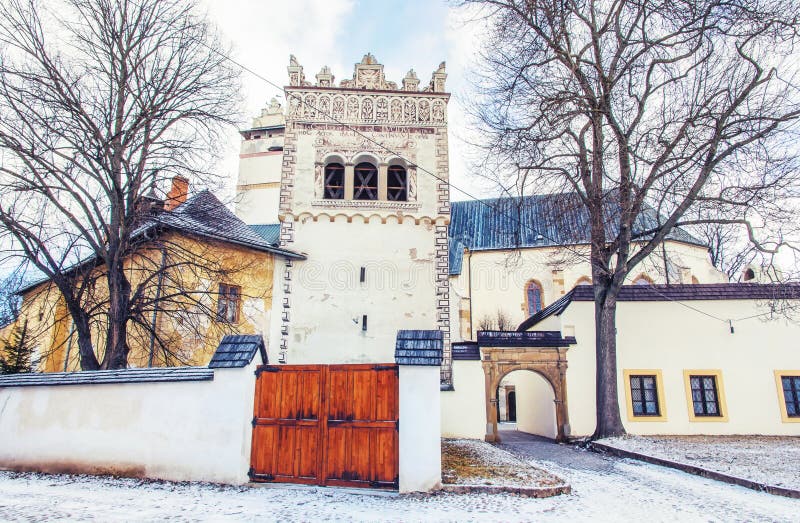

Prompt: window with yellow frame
[683,370,728,422]
[774,370,800,423]
[623,369,667,422]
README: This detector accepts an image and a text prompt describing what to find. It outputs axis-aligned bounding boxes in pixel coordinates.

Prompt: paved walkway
[0,433,797,521]
[496,429,799,521]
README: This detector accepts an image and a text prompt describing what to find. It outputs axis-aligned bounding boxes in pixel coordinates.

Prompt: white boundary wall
[0,365,257,484]
[399,365,441,493]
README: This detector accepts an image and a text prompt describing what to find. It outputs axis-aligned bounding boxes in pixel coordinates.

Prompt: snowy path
[0,434,797,522]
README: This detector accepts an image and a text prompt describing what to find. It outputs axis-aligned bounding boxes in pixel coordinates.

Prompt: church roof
[448,194,705,275]
[249,224,281,247]
[517,283,800,331]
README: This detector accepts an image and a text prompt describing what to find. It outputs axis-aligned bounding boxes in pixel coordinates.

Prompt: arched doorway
[497,370,557,439]
[507,390,517,423]
[481,342,571,442]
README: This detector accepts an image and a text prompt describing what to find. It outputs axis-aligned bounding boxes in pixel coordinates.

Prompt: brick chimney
[164,176,189,211]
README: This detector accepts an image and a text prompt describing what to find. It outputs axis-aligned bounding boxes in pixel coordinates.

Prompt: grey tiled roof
[249,224,281,246]
[17,192,304,295]
[395,330,443,366]
[452,341,480,360]
[0,367,213,388]
[517,283,800,330]
[448,194,705,275]
[150,191,303,259]
[208,334,267,368]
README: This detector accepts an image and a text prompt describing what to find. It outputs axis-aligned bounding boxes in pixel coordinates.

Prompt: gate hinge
[252,416,258,427]
[248,468,275,482]
[395,419,399,431]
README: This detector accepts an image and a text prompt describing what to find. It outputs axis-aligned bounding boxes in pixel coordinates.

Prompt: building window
[323,163,345,199]
[525,280,544,315]
[624,370,667,421]
[683,370,728,422]
[387,165,407,201]
[776,372,800,421]
[632,274,653,286]
[630,375,660,416]
[217,284,240,323]
[353,162,378,200]
[575,276,592,286]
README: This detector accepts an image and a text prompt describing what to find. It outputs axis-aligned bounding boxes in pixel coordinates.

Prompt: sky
[201,0,491,202]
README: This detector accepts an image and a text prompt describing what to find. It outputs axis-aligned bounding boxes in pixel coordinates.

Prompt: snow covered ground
[2,444,799,523]
[599,435,800,490]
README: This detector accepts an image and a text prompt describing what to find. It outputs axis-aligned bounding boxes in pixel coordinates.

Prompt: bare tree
[495,309,512,331]
[0,0,239,370]
[464,0,800,437]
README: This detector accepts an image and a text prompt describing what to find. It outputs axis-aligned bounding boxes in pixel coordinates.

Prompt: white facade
[269,55,451,366]
[236,98,285,225]
[441,293,800,440]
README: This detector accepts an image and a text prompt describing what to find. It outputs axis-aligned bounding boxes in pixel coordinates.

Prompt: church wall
[440,359,486,439]
[451,240,727,340]
[560,298,800,437]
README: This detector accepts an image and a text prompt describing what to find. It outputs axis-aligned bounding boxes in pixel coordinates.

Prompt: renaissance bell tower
[269,54,451,380]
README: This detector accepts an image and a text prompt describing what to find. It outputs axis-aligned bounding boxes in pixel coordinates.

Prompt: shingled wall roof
[517,283,800,331]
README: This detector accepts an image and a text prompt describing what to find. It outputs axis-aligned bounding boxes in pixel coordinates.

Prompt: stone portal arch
[482,346,570,442]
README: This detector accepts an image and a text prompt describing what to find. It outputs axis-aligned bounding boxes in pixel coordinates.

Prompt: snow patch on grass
[599,435,800,490]
[441,439,566,488]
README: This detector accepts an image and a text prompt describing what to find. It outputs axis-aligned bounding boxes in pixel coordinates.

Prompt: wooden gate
[249,364,399,489]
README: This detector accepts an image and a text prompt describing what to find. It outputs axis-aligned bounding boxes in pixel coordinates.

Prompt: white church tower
[236,98,286,224]
[268,54,451,375]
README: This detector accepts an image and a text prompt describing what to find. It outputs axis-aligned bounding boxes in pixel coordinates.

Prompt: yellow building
[3,184,304,372]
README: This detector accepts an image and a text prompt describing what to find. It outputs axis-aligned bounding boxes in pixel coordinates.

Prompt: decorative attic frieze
[287,54,447,93]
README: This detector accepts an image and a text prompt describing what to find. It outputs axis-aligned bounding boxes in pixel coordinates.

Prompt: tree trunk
[593,286,626,439]
[102,269,131,369]
[68,305,99,371]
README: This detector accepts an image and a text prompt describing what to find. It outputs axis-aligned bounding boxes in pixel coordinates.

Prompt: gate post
[396,330,443,493]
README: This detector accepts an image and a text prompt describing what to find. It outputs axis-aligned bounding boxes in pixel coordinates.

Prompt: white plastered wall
[450,241,727,341]
[399,365,442,493]
[277,219,438,365]
[561,299,800,437]
[441,360,486,439]
[0,365,257,484]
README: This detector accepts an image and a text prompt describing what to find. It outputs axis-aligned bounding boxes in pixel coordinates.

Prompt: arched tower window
[387,165,407,201]
[575,276,592,286]
[353,162,378,200]
[743,268,756,281]
[323,162,344,199]
[632,274,654,286]
[525,280,544,315]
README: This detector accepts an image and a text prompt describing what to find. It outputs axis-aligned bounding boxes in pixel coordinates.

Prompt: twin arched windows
[323,160,407,202]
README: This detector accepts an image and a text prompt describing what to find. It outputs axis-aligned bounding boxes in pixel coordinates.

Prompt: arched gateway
[477,331,575,442]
